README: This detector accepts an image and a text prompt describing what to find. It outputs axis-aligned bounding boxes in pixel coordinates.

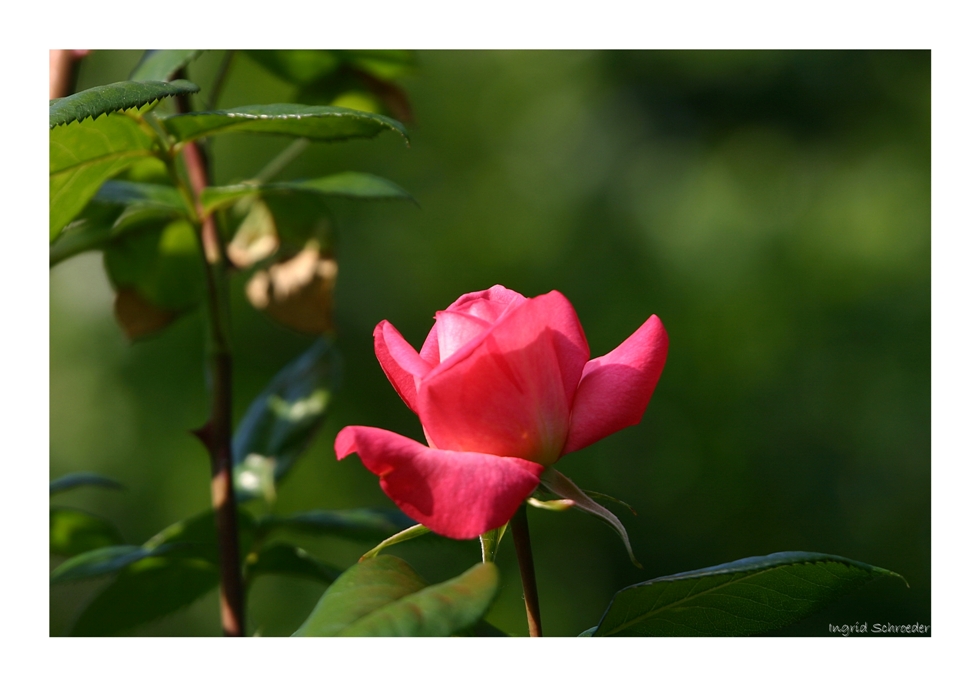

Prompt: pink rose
[335,285,668,539]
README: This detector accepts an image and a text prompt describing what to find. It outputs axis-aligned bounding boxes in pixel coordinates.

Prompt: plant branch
[254,138,310,183]
[207,50,236,111]
[511,502,543,637]
[174,79,245,638]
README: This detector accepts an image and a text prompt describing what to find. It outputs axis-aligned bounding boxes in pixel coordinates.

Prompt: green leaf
[258,508,415,542]
[162,104,408,145]
[245,543,342,585]
[50,508,124,557]
[49,203,125,267]
[479,524,508,563]
[246,50,413,85]
[293,556,499,637]
[200,172,415,216]
[578,626,598,637]
[538,468,642,569]
[70,556,218,636]
[50,471,123,495]
[144,509,256,566]
[592,551,908,637]
[94,180,186,212]
[50,112,156,238]
[130,51,203,82]
[50,79,199,129]
[455,620,511,637]
[359,524,431,562]
[232,339,341,500]
[50,545,174,584]
[103,218,204,312]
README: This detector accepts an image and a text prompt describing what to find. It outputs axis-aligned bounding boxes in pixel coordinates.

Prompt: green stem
[207,50,236,111]
[510,502,543,637]
[254,138,310,183]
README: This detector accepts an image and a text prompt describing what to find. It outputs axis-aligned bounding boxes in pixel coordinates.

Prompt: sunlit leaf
[257,508,415,542]
[200,172,415,215]
[130,51,203,82]
[592,551,908,637]
[162,104,408,144]
[232,338,341,500]
[293,556,499,637]
[50,112,156,238]
[245,543,342,585]
[70,556,218,636]
[538,468,641,568]
[50,471,123,495]
[359,524,431,562]
[50,508,124,557]
[49,79,199,129]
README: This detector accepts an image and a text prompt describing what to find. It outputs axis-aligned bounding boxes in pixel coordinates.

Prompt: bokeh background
[50,50,930,637]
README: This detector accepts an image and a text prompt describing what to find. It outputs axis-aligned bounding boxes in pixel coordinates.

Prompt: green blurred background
[50,50,929,637]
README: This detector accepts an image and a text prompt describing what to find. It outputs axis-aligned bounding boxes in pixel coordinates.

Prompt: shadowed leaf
[200,172,415,215]
[130,51,203,82]
[592,551,908,637]
[50,472,123,495]
[359,524,431,561]
[233,339,341,500]
[258,508,415,541]
[50,508,125,557]
[245,543,342,585]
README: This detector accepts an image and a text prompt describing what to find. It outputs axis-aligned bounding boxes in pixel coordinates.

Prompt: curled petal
[563,315,669,455]
[374,321,433,414]
[418,291,589,464]
[335,426,544,539]
[444,285,526,320]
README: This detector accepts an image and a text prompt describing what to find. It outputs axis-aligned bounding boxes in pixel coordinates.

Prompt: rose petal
[418,291,589,464]
[562,315,669,455]
[374,321,433,414]
[434,310,491,363]
[445,285,526,320]
[335,426,544,539]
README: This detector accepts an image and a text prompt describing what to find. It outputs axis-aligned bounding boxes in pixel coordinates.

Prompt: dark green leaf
[70,556,218,636]
[293,556,499,637]
[162,104,408,145]
[539,467,641,568]
[359,524,431,561]
[144,509,256,566]
[49,203,125,267]
[456,620,510,637]
[50,508,124,557]
[50,112,156,238]
[245,50,342,85]
[130,51,203,82]
[103,218,204,312]
[200,172,415,216]
[50,471,123,495]
[94,180,186,212]
[50,80,199,129]
[258,508,415,542]
[50,545,174,584]
[593,551,908,637]
[245,543,342,585]
[233,339,340,500]
[578,626,598,637]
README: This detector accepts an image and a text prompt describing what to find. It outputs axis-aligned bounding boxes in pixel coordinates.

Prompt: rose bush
[335,285,668,539]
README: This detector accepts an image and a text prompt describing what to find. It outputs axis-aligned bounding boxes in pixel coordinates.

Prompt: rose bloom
[336,285,668,539]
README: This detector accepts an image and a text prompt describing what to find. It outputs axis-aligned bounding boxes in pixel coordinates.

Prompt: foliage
[50,50,925,638]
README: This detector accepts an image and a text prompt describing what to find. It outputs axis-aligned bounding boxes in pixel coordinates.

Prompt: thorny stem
[511,502,543,637]
[173,78,245,638]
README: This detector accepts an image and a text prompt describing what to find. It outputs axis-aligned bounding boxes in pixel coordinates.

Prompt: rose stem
[511,502,543,637]
[176,74,245,637]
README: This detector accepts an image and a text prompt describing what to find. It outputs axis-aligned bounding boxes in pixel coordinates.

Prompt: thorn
[191,422,213,449]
